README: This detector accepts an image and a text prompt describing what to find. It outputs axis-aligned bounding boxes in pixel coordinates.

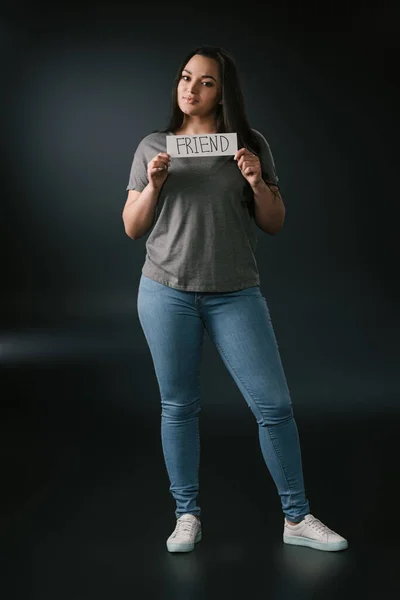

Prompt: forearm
[123,183,160,239]
[251,179,286,235]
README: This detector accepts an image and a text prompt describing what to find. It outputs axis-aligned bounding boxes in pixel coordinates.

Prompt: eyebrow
[182,69,217,82]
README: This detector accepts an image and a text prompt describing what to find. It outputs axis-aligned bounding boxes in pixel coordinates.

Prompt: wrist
[147,182,161,194]
[251,178,266,192]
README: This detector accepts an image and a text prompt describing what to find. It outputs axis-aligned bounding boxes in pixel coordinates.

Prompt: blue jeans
[137,274,310,523]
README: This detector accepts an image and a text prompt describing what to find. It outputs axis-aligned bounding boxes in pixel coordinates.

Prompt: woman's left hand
[234,148,262,187]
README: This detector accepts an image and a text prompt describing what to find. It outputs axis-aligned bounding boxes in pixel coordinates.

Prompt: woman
[122,46,348,553]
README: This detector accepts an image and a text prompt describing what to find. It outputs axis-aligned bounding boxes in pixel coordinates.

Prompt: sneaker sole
[166,531,202,553]
[283,534,348,552]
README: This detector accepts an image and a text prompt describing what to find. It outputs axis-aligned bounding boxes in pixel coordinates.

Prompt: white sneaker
[166,514,202,553]
[283,513,348,552]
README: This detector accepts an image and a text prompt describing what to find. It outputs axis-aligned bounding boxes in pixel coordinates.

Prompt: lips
[184,97,198,103]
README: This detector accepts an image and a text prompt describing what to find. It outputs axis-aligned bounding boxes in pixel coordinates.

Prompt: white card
[166,133,238,157]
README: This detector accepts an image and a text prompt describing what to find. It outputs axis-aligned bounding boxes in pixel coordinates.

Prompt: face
[176,54,222,117]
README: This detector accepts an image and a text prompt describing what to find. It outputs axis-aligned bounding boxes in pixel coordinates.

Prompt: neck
[175,116,218,136]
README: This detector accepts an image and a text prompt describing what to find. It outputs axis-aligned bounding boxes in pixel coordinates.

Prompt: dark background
[1,2,399,598]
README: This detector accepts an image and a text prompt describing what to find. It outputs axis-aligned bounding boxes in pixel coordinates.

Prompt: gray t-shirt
[126,128,279,292]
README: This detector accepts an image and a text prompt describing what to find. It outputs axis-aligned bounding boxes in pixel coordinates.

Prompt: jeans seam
[213,340,300,516]
[266,423,294,509]
[211,334,299,516]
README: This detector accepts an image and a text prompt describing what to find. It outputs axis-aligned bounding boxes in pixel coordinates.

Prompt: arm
[122,184,161,240]
[251,180,286,235]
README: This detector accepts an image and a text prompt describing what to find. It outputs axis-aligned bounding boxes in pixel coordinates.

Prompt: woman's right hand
[147,152,171,189]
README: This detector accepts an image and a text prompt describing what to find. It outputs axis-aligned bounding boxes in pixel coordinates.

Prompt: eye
[181,75,213,87]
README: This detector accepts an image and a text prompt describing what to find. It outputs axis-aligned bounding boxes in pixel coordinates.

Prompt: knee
[255,399,293,426]
[161,398,201,421]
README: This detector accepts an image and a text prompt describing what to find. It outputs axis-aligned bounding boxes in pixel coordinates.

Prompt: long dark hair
[157,45,262,156]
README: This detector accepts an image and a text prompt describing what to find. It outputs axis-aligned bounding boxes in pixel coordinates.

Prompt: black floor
[1,349,398,599]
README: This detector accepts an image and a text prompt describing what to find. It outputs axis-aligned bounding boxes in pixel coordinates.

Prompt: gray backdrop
[1,3,399,417]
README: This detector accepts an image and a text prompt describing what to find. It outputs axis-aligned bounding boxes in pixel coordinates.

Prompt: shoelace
[306,516,335,535]
[173,518,195,537]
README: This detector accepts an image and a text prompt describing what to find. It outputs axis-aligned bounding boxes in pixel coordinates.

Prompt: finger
[150,166,167,174]
[242,159,259,170]
[234,148,246,161]
[158,152,171,164]
[151,153,170,167]
[153,159,169,170]
[239,159,250,170]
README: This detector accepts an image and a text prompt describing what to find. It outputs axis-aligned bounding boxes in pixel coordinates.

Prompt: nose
[188,81,199,94]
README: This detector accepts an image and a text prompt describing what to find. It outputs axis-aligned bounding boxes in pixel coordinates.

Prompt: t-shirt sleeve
[126,138,149,192]
[253,129,279,186]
